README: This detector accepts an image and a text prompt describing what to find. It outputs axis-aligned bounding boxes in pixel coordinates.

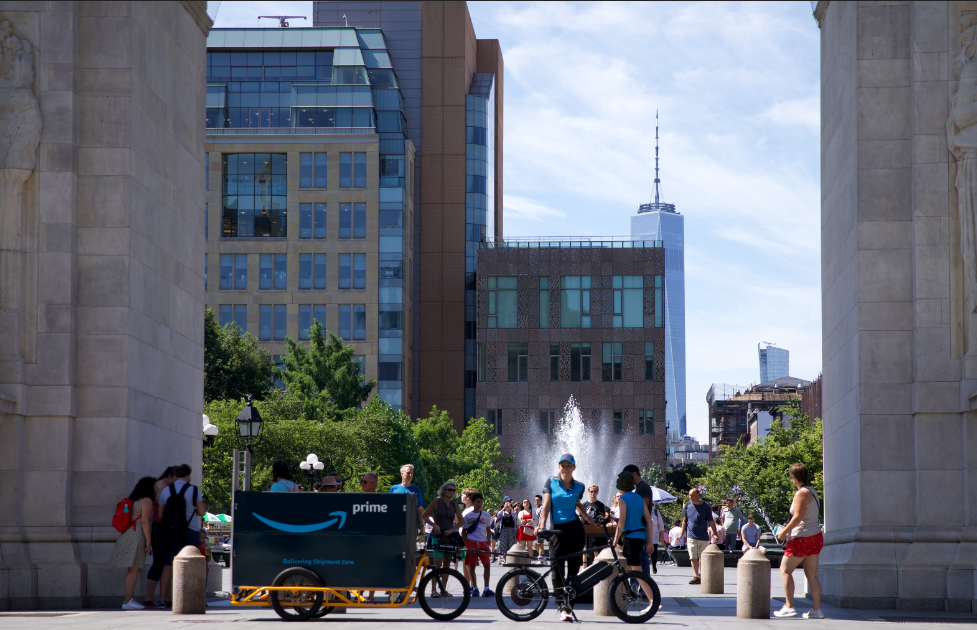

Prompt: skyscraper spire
[638,110,675,214]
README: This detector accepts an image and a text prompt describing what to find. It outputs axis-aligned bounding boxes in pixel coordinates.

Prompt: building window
[300,152,327,188]
[219,304,248,334]
[220,254,247,290]
[272,355,284,389]
[352,355,365,375]
[487,276,517,328]
[338,202,365,239]
[613,275,643,328]
[570,342,591,382]
[477,342,486,382]
[508,342,528,382]
[379,310,402,330]
[259,304,287,341]
[655,275,664,328]
[645,343,656,381]
[339,304,366,340]
[639,409,654,435]
[550,343,560,381]
[299,254,311,290]
[613,410,623,435]
[299,305,326,340]
[204,254,208,290]
[339,152,367,188]
[380,259,402,279]
[602,342,624,382]
[539,277,549,328]
[205,203,208,241]
[378,360,402,382]
[299,203,327,239]
[539,409,555,435]
[339,254,364,289]
[299,253,327,290]
[205,153,209,190]
[259,254,287,290]
[222,153,287,238]
[560,276,591,328]
[486,409,502,435]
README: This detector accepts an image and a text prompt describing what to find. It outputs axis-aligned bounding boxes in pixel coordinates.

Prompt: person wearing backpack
[157,464,206,608]
[495,498,518,565]
[773,463,824,620]
[269,461,300,491]
[143,466,177,609]
[109,476,156,609]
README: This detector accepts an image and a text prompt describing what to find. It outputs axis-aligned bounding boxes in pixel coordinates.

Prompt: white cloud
[759,97,821,130]
[503,195,566,223]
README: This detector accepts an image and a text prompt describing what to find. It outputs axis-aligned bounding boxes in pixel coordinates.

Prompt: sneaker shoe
[157,601,170,610]
[558,606,574,622]
[689,576,701,585]
[653,565,658,574]
[774,605,798,618]
[482,588,495,598]
[141,600,155,608]
[470,587,479,597]
[803,609,825,619]
[122,599,145,610]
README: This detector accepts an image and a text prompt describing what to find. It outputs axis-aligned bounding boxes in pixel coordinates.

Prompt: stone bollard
[592,547,620,616]
[736,548,771,619]
[173,546,207,614]
[700,544,724,594]
[504,543,532,594]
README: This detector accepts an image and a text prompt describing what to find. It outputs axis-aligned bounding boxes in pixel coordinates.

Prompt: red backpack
[112,498,142,533]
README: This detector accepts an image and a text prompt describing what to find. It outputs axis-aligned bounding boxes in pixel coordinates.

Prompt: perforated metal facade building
[475,239,668,472]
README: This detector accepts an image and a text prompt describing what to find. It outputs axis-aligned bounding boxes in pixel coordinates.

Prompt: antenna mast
[637,110,676,214]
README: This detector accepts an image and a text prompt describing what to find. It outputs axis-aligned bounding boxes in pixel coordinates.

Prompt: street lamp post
[233,396,263,491]
[299,453,325,485]
[202,413,219,448]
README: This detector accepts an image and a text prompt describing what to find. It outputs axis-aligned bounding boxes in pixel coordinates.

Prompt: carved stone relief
[949,13,977,353]
[0,19,41,364]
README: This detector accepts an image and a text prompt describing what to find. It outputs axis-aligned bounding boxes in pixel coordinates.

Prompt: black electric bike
[494,517,661,623]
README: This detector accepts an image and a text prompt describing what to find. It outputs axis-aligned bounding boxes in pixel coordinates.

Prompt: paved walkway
[1,564,974,629]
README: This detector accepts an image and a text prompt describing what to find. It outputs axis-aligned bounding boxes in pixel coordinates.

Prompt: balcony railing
[481,236,662,249]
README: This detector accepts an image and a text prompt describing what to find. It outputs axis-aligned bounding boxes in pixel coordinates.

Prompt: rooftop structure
[758,342,789,382]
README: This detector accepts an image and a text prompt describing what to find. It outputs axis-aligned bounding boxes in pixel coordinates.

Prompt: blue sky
[211,2,823,444]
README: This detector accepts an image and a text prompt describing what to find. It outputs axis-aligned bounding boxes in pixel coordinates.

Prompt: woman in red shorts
[774,463,824,620]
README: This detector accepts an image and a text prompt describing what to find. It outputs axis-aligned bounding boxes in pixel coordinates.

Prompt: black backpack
[501,511,515,528]
[161,482,198,539]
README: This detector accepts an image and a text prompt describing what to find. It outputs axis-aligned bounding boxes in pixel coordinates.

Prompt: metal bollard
[736,548,771,618]
[173,546,207,614]
[591,547,620,616]
[700,544,724,594]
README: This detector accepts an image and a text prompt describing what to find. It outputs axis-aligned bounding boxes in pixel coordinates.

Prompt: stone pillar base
[819,541,977,613]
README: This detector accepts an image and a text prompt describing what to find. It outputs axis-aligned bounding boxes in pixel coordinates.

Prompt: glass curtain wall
[464,73,496,423]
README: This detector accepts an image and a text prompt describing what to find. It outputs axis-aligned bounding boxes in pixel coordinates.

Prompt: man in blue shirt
[677,487,718,585]
[389,463,425,521]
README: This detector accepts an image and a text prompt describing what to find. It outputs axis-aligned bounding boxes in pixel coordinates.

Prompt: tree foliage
[690,412,823,530]
[278,321,376,420]
[201,399,515,514]
[204,307,274,403]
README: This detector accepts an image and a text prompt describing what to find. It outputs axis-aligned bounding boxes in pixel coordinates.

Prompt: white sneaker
[774,605,797,617]
[122,599,145,610]
[803,609,825,619]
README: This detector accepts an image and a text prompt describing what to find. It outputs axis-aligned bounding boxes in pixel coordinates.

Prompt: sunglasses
[360,480,369,484]
[446,488,456,493]
[589,489,598,493]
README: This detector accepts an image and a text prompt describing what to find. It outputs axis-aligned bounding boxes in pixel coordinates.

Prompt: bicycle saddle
[536,529,560,539]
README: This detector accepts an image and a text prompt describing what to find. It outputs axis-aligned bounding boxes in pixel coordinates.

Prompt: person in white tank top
[773,463,824,620]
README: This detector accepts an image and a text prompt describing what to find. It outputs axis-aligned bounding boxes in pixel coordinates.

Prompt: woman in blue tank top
[611,470,657,605]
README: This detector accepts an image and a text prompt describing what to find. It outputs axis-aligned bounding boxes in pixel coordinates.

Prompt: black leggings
[551,519,585,601]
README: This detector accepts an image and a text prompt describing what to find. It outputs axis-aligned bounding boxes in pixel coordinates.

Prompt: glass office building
[759,343,790,383]
[205,27,415,410]
[632,206,686,438]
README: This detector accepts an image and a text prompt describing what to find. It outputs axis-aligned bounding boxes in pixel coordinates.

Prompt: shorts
[688,537,710,559]
[429,535,459,560]
[622,537,644,566]
[784,532,823,558]
[464,539,490,566]
[164,529,202,567]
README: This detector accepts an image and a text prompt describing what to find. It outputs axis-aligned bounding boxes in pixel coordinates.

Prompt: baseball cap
[558,453,575,465]
[622,464,640,474]
[503,496,512,502]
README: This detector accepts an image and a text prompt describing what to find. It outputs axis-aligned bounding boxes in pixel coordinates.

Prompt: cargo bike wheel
[417,567,470,621]
[269,567,324,621]
[495,568,549,621]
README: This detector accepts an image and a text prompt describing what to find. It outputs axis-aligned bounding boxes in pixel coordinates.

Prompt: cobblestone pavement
[1,564,975,629]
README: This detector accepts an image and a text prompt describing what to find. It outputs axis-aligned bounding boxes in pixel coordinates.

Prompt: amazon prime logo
[253,511,347,532]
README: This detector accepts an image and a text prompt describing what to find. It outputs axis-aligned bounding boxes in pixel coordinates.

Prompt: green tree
[204,307,274,402]
[641,464,683,525]
[667,463,706,494]
[278,321,377,419]
[690,412,823,530]
[412,406,466,497]
[455,417,517,508]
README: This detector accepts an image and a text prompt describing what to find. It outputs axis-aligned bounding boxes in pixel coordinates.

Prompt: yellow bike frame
[232,552,432,609]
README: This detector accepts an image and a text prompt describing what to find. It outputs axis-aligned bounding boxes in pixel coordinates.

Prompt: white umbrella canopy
[651,487,677,504]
